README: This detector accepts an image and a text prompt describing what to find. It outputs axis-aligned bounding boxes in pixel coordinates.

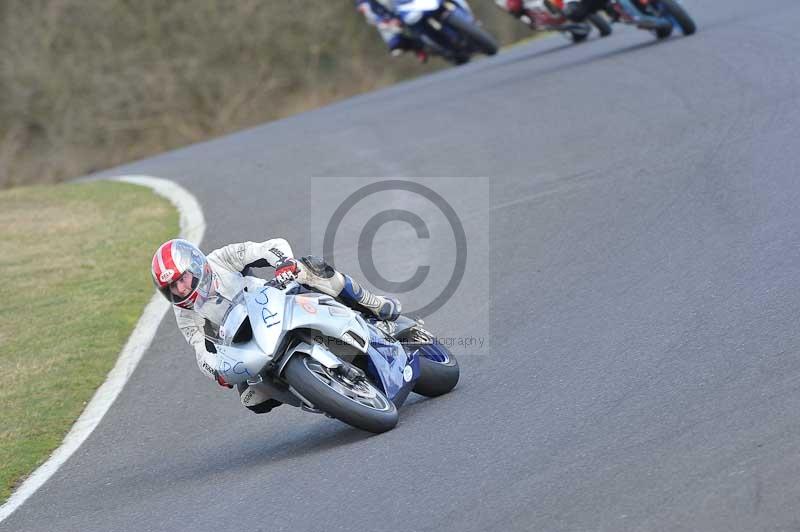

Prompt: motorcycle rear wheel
[588,13,612,37]
[414,345,460,397]
[398,327,460,397]
[284,355,398,433]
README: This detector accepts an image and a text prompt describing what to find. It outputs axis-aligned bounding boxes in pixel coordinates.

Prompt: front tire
[657,0,696,35]
[568,24,590,43]
[284,355,398,433]
[570,30,588,43]
[655,23,673,39]
[444,14,499,56]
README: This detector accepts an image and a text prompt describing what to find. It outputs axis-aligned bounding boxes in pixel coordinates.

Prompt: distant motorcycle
[395,0,499,64]
[208,277,459,433]
[497,0,612,43]
[605,0,695,38]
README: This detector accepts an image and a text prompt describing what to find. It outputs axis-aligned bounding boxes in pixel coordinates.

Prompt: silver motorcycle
[205,277,459,433]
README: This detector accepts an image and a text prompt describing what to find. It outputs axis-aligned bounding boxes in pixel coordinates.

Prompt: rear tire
[284,355,398,433]
[569,28,589,43]
[444,14,499,56]
[414,349,460,397]
[655,23,673,39]
[396,325,460,397]
[657,0,696,35]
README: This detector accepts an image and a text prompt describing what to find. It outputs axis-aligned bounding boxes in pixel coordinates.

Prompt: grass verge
[0,180,178,503]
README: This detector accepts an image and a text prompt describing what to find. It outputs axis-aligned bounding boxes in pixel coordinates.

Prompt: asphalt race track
[5,1,800,530]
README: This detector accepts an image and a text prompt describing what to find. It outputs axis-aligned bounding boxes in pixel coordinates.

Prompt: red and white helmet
[151,239,213,310]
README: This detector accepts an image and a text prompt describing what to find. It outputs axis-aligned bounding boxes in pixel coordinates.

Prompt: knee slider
[246,398,282,414]
[238,383,282,414]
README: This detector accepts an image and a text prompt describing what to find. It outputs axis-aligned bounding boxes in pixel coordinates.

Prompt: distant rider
[495,0,542,19]
[356,0,429,62]
[494,0,559,27]
[151,238,401,414]
[500,0,612,23]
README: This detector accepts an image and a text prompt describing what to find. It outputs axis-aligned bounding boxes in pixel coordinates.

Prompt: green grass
[0,180,178,502]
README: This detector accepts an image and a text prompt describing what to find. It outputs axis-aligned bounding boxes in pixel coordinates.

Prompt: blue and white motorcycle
[208,278,459,433]
[394,0,499,64]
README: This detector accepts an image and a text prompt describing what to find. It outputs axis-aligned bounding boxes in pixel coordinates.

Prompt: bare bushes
[0,1,525,187]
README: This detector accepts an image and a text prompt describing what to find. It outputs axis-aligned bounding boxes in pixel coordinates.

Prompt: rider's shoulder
[206,247,237,272]
[206,247,224,263]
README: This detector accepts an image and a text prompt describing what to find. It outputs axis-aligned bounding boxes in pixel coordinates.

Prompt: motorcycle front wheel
[444,14,499,56]
[657,0,696,35]
[284,355,398,433]
[567,24,591,43]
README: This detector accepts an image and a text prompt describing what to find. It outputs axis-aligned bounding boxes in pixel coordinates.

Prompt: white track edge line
[0,175,205,523]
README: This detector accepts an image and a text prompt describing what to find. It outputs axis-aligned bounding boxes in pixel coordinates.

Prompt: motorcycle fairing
[245,287,370,358]
[364,325,419,405]
[394,0,472,13]
[214,282,420,403]
[395,0,442,14]
[214,341,271,385]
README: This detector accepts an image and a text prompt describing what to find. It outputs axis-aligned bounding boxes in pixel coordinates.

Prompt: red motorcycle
[497,0,612,42]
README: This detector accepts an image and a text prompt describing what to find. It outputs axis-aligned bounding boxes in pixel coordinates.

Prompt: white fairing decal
[215,342,271,385]
[245,286,285,356]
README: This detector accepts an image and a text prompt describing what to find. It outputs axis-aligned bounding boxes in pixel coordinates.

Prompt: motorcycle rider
[495,0,563,27]
[356,0,429,62]
[496,0,544,18]
[151,238,401,414]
